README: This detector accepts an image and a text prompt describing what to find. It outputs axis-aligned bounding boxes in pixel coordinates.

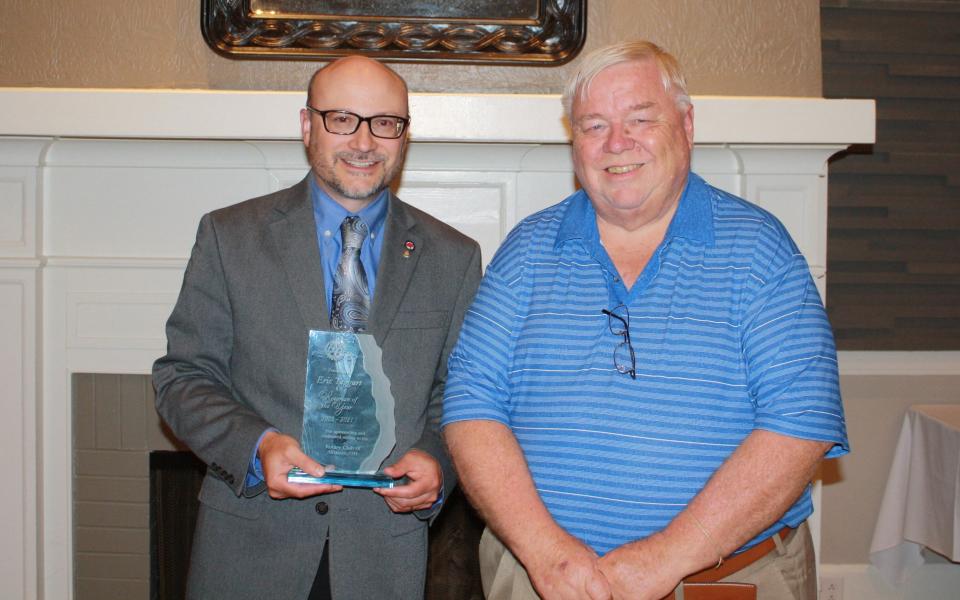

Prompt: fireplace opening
[149,451,205,600]
[73,373,185,600]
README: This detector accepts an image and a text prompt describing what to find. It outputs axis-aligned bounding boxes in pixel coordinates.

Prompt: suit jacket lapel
[269,177,329,330]
[369,193,421,345]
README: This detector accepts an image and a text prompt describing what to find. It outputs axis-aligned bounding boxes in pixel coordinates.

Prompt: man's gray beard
[326,173,388,201]
[309,148,404,201]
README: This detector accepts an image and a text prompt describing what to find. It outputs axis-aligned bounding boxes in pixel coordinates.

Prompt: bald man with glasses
[154,56,481,600]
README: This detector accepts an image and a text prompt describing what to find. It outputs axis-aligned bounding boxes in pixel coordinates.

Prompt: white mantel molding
[0,90,876,600]
[0,88,875,145]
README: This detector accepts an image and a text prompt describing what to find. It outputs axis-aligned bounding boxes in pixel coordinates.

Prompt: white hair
[562,40,691,118]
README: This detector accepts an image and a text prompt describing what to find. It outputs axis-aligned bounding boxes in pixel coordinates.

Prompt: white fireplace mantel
[1,88,875,144]
[0,89,874,600]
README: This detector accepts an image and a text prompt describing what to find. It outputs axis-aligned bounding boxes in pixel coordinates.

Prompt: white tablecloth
[869,404,960,585]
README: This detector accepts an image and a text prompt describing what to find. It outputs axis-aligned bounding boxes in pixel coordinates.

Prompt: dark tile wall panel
[822,1,960,349]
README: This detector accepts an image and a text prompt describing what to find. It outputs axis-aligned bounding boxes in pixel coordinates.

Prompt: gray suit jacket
[153,177,481,600]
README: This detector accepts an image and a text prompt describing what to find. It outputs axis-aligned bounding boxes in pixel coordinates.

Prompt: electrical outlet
[820,574,843,600]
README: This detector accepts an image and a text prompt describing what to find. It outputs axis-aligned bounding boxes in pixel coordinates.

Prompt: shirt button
[315,501,329,515]
[323,229,332,237]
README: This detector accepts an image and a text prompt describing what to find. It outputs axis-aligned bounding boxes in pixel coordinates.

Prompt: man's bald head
[307,56,408,110]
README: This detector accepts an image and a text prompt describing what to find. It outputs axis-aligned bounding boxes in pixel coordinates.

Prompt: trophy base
[287,467,398,488]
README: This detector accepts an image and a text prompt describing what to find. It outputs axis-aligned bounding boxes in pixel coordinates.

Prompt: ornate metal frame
[202,0,586,65]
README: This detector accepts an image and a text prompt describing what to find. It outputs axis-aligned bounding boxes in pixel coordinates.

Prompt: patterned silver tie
[330,216,370,332]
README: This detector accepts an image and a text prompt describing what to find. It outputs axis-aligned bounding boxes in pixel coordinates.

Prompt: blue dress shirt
[310,177,388,310]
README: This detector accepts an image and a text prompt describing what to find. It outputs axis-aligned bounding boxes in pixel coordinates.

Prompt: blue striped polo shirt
[442,172,849,556]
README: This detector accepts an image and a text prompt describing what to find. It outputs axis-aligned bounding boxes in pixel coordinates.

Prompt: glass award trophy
[288,330,399,488]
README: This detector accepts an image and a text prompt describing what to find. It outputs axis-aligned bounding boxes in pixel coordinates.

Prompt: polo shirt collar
[554,171,715,251]
[665,172,715,246]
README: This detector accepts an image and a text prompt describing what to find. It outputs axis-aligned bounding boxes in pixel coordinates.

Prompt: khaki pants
[479,522,817,600]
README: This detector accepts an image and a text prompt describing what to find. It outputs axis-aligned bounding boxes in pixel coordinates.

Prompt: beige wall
[0,0,821,96]
[820,374,960,564]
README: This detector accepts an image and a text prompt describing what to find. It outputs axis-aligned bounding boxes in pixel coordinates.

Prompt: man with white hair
[443,41,848,600]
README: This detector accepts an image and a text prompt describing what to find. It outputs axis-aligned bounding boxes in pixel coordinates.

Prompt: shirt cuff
[244,427,278,489]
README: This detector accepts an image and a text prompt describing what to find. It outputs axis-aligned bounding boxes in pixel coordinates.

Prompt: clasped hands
[258,431,441,512]
[527,532,683,600]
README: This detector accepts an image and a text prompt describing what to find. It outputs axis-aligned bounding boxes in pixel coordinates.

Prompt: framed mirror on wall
[202,0,587,65]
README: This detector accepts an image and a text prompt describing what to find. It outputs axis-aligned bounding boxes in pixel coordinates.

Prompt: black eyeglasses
[601,304,637,379]
[305,106,409,139]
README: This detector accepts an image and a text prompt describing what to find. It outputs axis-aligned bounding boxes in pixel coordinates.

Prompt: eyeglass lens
[614,339,637,378]
[606,310,627,335]
[323,111,405,138]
